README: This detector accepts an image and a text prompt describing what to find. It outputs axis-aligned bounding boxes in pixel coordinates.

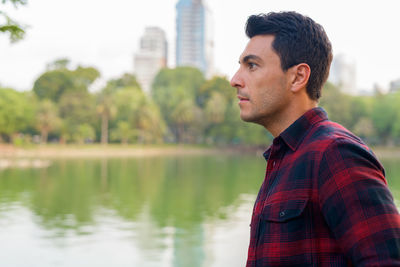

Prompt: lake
[0,154,399,267]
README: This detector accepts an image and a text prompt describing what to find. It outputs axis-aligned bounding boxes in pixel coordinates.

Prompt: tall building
[176,0,213,77]
[389,78,400,93]
[134,27,168,95]
[329,54,357,95]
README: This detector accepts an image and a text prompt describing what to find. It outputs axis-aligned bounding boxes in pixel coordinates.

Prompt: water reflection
[1,156,399,266]
[0,155,265,266]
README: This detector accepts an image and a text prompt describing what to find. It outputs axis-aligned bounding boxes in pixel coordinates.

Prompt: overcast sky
[1,0,399,92]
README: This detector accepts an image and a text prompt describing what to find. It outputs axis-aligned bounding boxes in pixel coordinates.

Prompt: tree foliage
[0,88,34,141]
[3,59,400,146]
[0,0,27,42]
[33,61,100,102]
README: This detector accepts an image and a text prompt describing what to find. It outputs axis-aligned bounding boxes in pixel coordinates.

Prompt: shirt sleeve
[318,138,400,266]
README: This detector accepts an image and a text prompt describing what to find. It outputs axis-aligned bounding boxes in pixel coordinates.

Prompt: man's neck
[265,102,318,138]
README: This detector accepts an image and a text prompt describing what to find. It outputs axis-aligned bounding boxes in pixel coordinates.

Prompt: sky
[1,0,400,92]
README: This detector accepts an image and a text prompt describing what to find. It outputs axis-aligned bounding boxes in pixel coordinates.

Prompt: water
[0,155,399,267]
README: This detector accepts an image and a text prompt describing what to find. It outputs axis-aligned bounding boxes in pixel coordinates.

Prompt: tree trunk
[101,112,108,145]
[41,129,48,144]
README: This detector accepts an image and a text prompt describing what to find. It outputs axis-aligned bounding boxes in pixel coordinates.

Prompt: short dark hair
[245,11,332,100]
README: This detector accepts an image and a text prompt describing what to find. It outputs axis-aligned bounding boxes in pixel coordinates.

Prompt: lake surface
[0,154,399,267]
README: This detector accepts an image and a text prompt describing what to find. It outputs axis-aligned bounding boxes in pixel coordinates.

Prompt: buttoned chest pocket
[262,198,308,222]
[260,198,310,236]
[256,198,313,265]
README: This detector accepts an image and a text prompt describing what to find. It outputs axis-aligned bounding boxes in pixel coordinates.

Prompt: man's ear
[289,63,311,93]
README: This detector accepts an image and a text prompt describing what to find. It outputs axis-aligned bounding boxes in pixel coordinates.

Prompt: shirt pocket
[261,198,308,222]
[256,198,313,265]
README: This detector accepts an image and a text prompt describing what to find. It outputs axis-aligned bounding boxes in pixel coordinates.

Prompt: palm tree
[96,88,116,145]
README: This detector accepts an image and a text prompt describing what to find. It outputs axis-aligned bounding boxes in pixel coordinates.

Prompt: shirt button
[273,161,276,167]
[279,211,286,217]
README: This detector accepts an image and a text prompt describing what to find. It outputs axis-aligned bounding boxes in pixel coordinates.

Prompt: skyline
[1,0,400,92]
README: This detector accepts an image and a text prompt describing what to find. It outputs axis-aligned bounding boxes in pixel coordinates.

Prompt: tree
[136,102,166,143]
[111,121,134,145]
[96,73,140,144]
[0,87,35,142]
[73,123,95,144]
[35,99,61,144]
[33,61,100,102]
[319,82,353,128]
[197,76,236,108]
[0,0,27,42]
[371,91,400,145]
[33,69,75,102]
[152,67,205,142]
[96,88,116,145]
[106,73,141,90]
[58,91,97,143]
[46,58,70,71]
[113,86,165,143]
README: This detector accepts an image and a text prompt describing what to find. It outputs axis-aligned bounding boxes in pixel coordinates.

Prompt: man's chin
[240,113,264,125]
[240,113,256,123]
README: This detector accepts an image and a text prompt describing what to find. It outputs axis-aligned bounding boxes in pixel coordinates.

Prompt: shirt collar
[263,107,328,160]
[280,107,328,151]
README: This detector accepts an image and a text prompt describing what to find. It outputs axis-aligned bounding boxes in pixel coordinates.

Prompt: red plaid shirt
[247,107,400,266]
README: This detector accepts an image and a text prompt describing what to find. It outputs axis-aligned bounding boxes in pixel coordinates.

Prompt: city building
[134,27,168,95]
[175,0,213,77]
[389,78,400,93]
[329,54,357,95]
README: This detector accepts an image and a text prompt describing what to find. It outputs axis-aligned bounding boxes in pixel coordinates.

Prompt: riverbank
[0,144,398,159]
[0,144,268,159]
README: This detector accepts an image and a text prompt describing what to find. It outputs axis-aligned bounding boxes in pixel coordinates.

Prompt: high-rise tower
[176,0,213,77]
[134,27,168,94]
[329,54,357,95]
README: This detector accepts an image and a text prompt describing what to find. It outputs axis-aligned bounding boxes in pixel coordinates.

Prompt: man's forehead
[239,35,275,61]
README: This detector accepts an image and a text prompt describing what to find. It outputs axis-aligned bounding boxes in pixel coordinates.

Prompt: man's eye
[248,63,257,70]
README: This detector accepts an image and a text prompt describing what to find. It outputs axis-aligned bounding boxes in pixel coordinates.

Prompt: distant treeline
[0,59,399,146]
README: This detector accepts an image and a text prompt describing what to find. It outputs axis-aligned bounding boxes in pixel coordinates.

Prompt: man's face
[230,35,292,127]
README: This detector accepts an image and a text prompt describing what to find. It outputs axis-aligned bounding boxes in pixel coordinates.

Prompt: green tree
[152,67,205,142]
[0,88,35,142]
[96,87,116,145]
[136,102,166,143]
[73,123,95,144]
[113,86,165,144]
[33,69,75,102]
[58,91,96,143]
[106,73,141,90]
[96,73,140,144]
[46,58,70,70]
[319,82,353,128]
[353,117,376,141]
[0,0,27,42]
[111,121,135,144]
[33,60,100,102]
[197,76,236,108]
[35,99,61,144]
[371,91,400,145]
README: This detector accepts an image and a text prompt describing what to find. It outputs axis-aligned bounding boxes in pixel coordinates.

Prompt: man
[230,11,400,266]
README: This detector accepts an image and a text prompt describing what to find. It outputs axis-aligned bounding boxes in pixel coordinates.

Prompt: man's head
[245,11,332,100]
[230,11,332,135]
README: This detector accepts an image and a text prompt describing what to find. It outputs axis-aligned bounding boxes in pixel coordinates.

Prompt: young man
[230,12,400,266]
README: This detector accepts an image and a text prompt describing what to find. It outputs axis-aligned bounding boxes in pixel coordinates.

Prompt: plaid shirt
[247,107,400,266]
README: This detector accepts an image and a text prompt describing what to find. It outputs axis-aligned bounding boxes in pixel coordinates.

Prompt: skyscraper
[329,54,357,95]
[134,27,168,95]
[176,0,213,77]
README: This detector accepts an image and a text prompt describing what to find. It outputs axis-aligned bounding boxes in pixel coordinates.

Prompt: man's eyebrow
[239,54,262,64]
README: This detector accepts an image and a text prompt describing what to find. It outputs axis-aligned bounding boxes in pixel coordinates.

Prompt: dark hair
[245,11,332,100]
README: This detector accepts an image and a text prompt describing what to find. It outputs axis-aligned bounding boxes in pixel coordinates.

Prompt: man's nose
[230,70,243,88]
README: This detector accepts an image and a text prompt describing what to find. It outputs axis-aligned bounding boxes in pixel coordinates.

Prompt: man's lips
[237,95,250,102]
